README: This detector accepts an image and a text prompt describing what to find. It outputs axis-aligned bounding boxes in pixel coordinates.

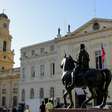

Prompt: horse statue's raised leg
[100,82,111,107]
[99,90,108,108]
[94,87,103,106]
[68,90,74,108]
[63,89,74,108]
[99,69,111,108]
[81,88,97,108]
[63,90,68,108]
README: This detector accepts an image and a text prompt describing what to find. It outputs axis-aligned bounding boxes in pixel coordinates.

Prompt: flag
[101,44,105,64]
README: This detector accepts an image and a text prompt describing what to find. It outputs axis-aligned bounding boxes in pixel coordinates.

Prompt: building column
[9,80,12,108]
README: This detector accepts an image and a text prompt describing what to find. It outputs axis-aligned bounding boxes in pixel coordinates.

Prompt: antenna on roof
[2,9,5,13]
[67,24,71,35]
[57,27,61,38]
[93,0,96,17]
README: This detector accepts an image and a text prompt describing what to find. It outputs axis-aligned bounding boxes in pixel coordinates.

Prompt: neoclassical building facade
[0,13,20,108]
[19,18,112,106]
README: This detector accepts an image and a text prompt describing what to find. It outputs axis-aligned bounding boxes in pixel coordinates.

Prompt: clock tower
[0,13,14,71]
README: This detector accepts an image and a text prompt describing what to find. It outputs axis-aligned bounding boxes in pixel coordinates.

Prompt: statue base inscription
[53,108,112,112]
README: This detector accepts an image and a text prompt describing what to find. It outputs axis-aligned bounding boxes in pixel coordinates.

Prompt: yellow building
[0,13,20,108]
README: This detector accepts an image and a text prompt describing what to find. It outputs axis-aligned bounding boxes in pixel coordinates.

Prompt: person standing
[45,99,53,112]
[12,106,17,112]
[24,105,31,112]
[40,101,45,112]
[3,106,7,112]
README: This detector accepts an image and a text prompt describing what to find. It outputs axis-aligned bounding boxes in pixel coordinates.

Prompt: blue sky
[0,0,112,67]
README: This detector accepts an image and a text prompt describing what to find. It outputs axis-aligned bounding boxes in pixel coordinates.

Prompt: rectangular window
[50,87,54,98]
[2,89,6,94]
[40,48,45,54]
[31,50,35,56]
[3,41,7,52]
[2,96,6,106]
[40,65,45,77]
[31,66,35,78]
[95,50,102,69]
[50,63,55,76]
[23,52,26,57]
[22,68,25,80]
[50,45,54,51]
[40,88,44,99]
[13,88,18,94]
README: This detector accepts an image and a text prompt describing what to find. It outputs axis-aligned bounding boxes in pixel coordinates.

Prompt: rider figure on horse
[78,43,90,69]
[67,44,90,87]
[75,44,90,76]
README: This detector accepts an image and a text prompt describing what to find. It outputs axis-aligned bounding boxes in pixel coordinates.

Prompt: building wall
[0,68,20,108]
[19,40,63,104]
[0,13,20,108]
[19,18,112,105]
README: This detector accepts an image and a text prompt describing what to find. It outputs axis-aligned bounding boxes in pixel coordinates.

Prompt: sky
[0,0,112,67]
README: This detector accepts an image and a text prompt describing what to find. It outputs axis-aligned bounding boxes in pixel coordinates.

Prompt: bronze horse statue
[60,54,111,108]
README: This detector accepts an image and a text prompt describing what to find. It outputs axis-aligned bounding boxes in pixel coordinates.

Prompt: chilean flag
[101,44,105,63]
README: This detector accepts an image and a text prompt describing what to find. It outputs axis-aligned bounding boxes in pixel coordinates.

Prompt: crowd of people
[0,98,61,112]
[40,98,62,112]
[0,106,21,112]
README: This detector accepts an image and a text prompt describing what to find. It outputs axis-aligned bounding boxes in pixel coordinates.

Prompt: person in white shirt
[24,105,31,112]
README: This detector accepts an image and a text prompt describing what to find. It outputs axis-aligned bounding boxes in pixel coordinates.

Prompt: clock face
[93,22,100,30]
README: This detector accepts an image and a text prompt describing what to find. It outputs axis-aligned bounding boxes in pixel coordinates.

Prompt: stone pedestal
[53,108,112,112]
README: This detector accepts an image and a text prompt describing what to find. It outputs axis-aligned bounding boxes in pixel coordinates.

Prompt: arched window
[30,88,34,99]
[3,41,7,52]
[21,89,25,102]
[39,88,44,99]
[2,67,4,71]
[50,87,54,99]
[93,22,100,30]
[3,23,7,28]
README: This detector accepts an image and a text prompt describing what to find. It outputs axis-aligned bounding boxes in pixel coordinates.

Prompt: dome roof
[0,13,8,19]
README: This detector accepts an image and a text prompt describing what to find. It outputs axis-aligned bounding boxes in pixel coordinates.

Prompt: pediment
[72,18,112,36]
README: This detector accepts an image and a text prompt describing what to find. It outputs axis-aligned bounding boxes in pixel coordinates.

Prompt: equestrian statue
[60,44,111,109]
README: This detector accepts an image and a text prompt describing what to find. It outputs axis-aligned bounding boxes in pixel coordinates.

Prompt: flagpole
[101,43,106,69]
[93,0,96,17]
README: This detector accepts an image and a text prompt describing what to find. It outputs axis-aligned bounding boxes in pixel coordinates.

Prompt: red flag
[101,44,105,63]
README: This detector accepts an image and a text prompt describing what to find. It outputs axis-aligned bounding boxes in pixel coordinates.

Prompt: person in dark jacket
[40,101,45,112]
[12,107,17,112]
[77,44,90,69]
